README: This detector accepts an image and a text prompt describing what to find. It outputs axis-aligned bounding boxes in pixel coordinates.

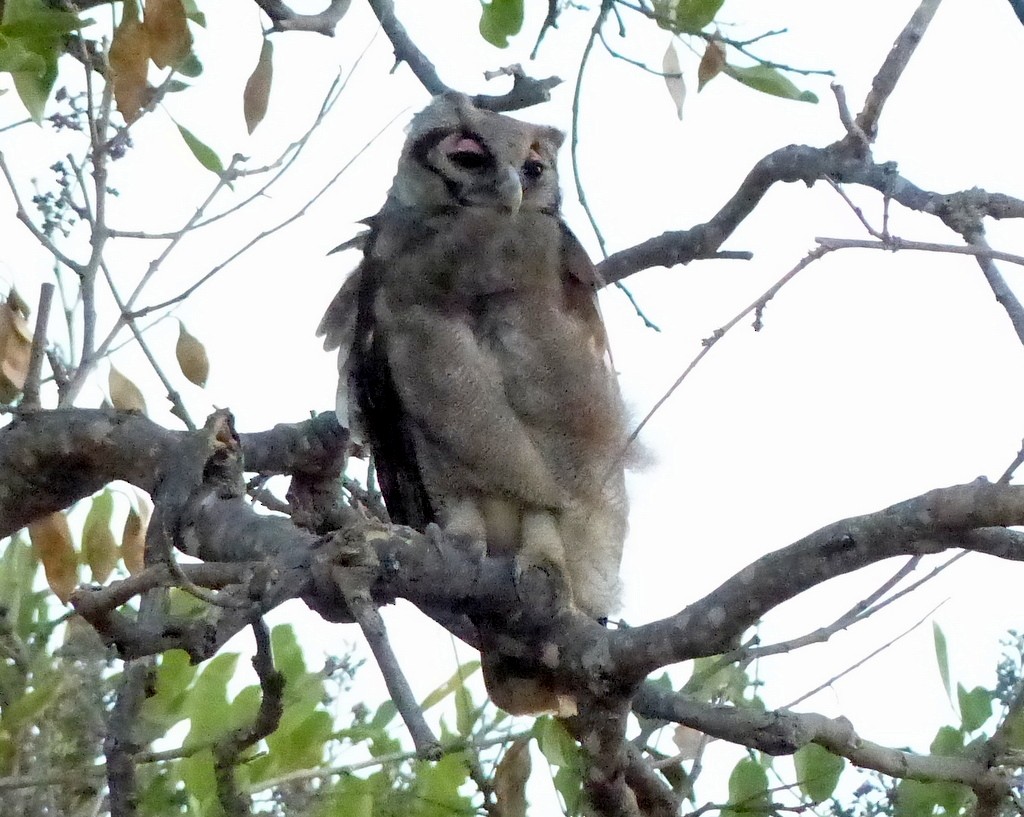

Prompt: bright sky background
[3,0,1024,807]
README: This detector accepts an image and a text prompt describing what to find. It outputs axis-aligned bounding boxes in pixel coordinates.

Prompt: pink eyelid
[452,136,486,155]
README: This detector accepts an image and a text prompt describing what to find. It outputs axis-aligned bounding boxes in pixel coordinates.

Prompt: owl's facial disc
[435,133,523,212]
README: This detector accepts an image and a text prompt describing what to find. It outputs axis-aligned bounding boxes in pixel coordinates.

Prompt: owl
[318,93,628,714]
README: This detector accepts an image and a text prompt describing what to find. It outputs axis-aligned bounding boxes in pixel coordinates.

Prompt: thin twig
[624,245,830,451]
[21,283,55,410]
[855,0,944,139]
[99,260,196,431]
[815,235,1024,267]
[784,600,947,709]
[128,113,404,319]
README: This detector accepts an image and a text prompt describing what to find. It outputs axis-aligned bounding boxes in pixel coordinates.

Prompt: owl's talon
[512,554,570,612]
[425,522,486,560]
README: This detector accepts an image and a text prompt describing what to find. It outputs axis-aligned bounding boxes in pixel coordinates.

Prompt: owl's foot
[425,522,487,561]
[513,510,572,610]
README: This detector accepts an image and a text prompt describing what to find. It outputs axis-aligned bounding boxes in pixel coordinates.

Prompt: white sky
[3,0,1024,807]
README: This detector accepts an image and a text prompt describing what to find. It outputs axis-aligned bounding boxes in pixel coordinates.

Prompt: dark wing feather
[352,234,436,531]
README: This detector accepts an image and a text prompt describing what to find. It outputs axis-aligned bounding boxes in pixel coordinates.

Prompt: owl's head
[392,93,564,215]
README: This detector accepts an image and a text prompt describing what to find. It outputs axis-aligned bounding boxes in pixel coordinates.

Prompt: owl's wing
[558,222,610,361]
[318,217,435,529]
[352,250,435,530]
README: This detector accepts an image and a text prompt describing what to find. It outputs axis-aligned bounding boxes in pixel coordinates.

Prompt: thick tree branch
[365,0,561,111]
[251,0,352,35]
[596,144,1024,286]
[7,407,1024,814]
[614,481,1024,680]
[632,686,1011,805]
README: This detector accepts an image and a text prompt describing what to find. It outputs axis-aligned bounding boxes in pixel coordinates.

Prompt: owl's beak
[496,165,523,213]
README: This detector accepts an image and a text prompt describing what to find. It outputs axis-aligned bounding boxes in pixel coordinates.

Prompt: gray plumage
[318,93,628,713]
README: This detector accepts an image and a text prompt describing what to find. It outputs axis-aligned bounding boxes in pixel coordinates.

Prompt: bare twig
[127,113,403,320]
[815,235,1024,267]
[21,283,55,410]
[623,245,829,452]
[855,0,944,140]
[252,0,351,34]
[784,599,946,709]
[332,555,441,759]
[213,619,284,817]
[365,0,560,111]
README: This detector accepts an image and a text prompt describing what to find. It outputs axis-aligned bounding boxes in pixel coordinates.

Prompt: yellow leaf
[109,365,148,414]
[243,38,274,135]
[175,320,209,387]
[662,40,686,120]
[109,0,153,124]
[83,490,118,584]
[494,738,531,817]
[29,512,79,603]
[121,499,150,575]
[144,0,192,69]
[0,294,32,402]
[698,38,726,91]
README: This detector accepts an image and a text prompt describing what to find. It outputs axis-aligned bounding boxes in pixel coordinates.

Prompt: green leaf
[369,698,397,730]
[723,64,818,103]
[0,1,87,122]
[535,718,584,814]
[82,489,117,583]
[794,744,844,803]
[894,778,939,817]
[454,682,477,737]
[929,725,963,756]
[1002,708,1024,750]
[141,648,198,733]
[479,0,523,48]
[271,624,306,682]
[0,7,87,38]
[175,123,224,176]
[10,39,56,121]
[933,622,952,701]
[673,0,725,34]
[957,684,992,732]
[420,660,480,711]
[0,671,61,732]
[176,50,203,77]
[179,748,217,812]
[0,534,40,633]
[727,757,770,815]
[179,0,207,27]
[264,710,331,776]
[184,652,238,745]
[414,753,472,814]
[0,34,46,73]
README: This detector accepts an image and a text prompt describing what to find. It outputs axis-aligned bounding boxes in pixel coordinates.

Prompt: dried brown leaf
[175,320,209,387]
[121,498,150,575]
[109,365,148,414]
[493,738,531,817]
[29,512,79,603]
[698,38,726,91]
[144,0,192,69]
[243,38,274,135]
[0,295,32,402]
[109,0,153,124]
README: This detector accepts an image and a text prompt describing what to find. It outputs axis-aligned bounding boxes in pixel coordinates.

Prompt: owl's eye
[447,136,492,171]
[521,159,544,180]
[449,150,491,171]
